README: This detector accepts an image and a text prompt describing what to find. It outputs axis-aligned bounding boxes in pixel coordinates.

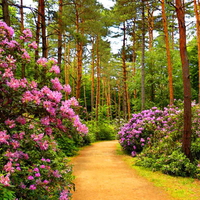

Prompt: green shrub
[86,120,116,142]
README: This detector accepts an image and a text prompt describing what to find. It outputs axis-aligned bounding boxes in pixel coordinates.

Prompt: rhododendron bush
[0,21,88,199]
[118,103,200,178]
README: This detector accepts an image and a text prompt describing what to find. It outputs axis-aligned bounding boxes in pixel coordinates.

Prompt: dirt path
[71,140,174,200]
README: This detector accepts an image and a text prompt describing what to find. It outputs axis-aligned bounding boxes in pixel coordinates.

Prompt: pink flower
[0,174,11,186]
[29,184,36,190]
[10,140,20,149]
[22,91,34,103]
[47,91,62,103]
[21,49,30,61]
[43,180,49,184]
[52,170,61,178]
[16,116,26,125]
[63,84,71,94]
[4,161,15,172]
[41,116,50,126]
[50,65,60,74]
[59,190,69,200]
[5,119,16,129]
[40,165,46,169]
[37,57,48,67]
[69,97,79,106]
[3,68,14,78]
[20,182,26,189]
[38,140,49,150]
[31,133,44,141]
[16,167,21,171]
[49,58,57,64]
[6,78,20,90]
[45,127,52,135]
[0,21,14,37]
[33,168,39,172]
[0,130,10,144]
[35,173,41,177]
[27,176,34,180]
[51,77,63,91]
[29,80,37,88]
[28,41,38,49]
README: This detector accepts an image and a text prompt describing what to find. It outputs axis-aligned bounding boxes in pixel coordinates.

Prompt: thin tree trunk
[2,0,10,26]
[147,3,154,50]
[58,0,63,66]
[96,36,100,121]
[34,0,41,79]
[20,0,25,78]
[20,0,24,31]
[41,0,47,58]
[132,19,137,100]
[122,22,130,120]
[64,39,70,99]
[75,3,83,100]
[141,0,145,110]
[91,39,95,115]
[175,0,192,161]
[194,0,200,103]
[161,0,174,105]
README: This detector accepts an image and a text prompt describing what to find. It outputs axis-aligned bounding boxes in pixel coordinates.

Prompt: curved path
[71,140,174,200]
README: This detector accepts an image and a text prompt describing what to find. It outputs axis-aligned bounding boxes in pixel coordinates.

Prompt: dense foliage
[0,21,88,199]
[118,102,200,178]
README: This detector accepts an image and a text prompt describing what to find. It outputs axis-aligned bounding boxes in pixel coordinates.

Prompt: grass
[116,143,200,200]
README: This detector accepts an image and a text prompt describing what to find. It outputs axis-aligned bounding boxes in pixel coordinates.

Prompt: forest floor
[71,140,175,200]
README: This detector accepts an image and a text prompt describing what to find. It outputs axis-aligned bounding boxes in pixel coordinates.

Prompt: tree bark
[91,38,95,115]
[95,36,101,121]
[141,0,145,110]
[41,0,47,58]
[175,0,192,160]
[2,0,10,26]
[161,0,174,105]
[194,0,200,103]
[75,2,83,99]
[58,0,63,66]
[20,0,25,78]
[122,22,130,120]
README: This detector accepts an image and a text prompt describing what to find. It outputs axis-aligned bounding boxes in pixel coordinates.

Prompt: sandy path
[71,140,174,200]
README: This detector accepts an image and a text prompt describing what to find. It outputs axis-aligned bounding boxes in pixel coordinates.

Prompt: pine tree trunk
[132,19,137,100]
[194,0,200,103]
[141,0,145,110]
[20,0,25,78]
[161,0,174,105]
[122,22,130,120]
[2,0,10,26]
[95,36,100,121]
[91,39,95,115]
[175,0,192,161]
[58,0,63,66]
[41,0,47,58]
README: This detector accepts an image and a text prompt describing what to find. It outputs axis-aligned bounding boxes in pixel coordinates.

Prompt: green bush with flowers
[118,102,200,178]
[0,21,88,199]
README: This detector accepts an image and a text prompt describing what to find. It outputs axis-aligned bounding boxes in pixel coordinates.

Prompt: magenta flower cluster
[0,21,86,199]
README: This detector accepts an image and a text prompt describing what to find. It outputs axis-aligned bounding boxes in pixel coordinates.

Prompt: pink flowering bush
[0,21,88,199]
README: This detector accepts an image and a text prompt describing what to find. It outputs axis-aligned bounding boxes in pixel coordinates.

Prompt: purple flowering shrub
[118,107,176,156]
[0,21,88,199]
[118,101,200,178]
